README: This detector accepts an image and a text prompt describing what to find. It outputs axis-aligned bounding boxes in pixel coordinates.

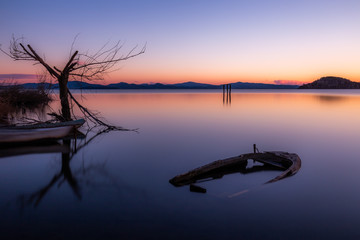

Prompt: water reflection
[315,95,347,103]
[3,90,360,239]
[0,129,114,209]
[0,140,70,158]
[17,140,80,208]
[222,84,231,106]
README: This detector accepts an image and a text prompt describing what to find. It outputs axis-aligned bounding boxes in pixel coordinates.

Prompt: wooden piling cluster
[222,84,231,105]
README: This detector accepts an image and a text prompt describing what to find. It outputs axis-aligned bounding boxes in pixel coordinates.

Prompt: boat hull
[0,126,74,143]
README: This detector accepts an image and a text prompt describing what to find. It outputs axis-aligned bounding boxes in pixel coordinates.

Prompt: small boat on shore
[169,149,301,192]
[0,119,85,143]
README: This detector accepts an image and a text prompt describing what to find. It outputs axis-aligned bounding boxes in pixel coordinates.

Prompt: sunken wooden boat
[169,151,301,189]
[0,119,85,143]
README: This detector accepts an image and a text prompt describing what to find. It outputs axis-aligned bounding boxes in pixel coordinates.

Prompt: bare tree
[1,36,145,122]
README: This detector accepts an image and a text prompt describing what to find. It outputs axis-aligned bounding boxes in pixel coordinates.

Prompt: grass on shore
[0,85,52,124]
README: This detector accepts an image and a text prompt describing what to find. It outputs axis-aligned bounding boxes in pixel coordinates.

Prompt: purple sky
[1,0,360,84]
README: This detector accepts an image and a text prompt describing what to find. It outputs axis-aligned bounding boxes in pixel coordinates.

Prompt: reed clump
[0,84,52,124]
[0,101,14,124]
[0,85,52,109]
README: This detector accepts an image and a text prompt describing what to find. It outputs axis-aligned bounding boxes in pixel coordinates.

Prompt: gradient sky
[1,0,360,84]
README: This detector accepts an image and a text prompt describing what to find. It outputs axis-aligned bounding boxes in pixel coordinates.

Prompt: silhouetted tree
[1,36,145,121]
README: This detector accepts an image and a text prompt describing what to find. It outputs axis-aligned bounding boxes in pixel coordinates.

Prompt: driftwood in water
[169,151,301,188]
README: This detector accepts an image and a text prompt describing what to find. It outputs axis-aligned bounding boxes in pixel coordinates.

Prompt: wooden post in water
[253,144,257,153]
[229,84,231,104]
[222,84,232,105]
[226,84,229,104]
[229,87,231,104]
[222,85,225,104]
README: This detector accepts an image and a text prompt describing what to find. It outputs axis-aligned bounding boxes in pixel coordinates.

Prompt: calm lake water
[1,89,360,239]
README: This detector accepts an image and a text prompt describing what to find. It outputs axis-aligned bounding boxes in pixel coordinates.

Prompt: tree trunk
[58,76,71,121]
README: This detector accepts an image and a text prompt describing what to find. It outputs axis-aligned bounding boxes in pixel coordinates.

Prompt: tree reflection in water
[9,128,115,209]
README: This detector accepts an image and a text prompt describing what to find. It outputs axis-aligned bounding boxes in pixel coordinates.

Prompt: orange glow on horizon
[1,59,360,85]
[103,71,360,85]
[1,68,360,85]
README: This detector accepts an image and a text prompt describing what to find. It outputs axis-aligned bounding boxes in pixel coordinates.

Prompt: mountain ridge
[16,81,299,89]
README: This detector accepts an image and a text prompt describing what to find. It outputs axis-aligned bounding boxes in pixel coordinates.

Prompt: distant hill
[171,82,219,89]
[299,76,360,89]
[108,82,178,89]
[230,82,297,89]
[16,80,299,90]
[65,81,110,89]
[21,83,53,89]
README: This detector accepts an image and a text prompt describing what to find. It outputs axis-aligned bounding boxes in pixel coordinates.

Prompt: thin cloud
[0,74,38,81]
[273,80,305,85]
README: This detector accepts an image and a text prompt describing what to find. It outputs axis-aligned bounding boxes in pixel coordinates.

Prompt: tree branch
[19,43,36,59]
[67,88,134,131]
[26,44,59,78]
[73,46,145,70]
[54,66,62,73]
[63,50,78,73]
[67,42,145,82]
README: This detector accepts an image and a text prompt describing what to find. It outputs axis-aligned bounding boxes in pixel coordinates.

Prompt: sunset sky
[1,0,360,85]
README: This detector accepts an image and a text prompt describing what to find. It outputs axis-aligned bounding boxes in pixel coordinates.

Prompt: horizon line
[0,73,311,86]
[1,79,305,86]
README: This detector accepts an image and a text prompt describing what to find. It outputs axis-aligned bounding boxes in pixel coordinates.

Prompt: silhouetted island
[299,76,360,89]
